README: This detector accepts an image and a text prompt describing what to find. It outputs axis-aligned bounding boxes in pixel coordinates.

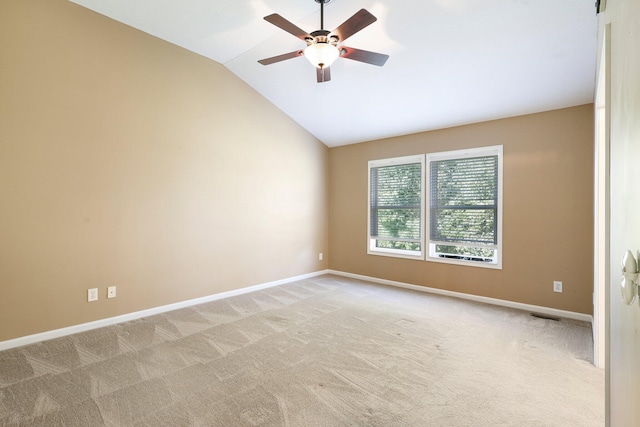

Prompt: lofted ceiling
[69,0,597,147]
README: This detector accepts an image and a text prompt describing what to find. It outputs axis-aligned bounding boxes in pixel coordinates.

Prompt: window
[368,155,425,259]
[367,146,503,269]
[427,146,503,268]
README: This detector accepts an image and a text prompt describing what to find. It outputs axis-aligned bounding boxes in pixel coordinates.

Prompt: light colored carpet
[0,275,603,426]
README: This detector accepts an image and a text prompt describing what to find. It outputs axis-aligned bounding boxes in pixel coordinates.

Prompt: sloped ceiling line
[69,0,597,147]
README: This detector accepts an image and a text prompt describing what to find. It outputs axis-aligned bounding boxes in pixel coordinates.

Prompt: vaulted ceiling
[69,0,597,147]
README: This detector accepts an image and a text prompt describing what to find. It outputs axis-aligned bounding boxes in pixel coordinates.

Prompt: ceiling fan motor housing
[307,30,339,46]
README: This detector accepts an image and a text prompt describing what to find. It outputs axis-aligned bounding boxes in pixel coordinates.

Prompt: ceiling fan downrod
[316,0,328,30]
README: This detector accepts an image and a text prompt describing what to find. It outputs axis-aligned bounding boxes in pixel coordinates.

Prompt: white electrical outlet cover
[553,281,563,293]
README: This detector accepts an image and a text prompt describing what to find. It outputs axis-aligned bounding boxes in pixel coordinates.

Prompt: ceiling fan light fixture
[304,42,340,68]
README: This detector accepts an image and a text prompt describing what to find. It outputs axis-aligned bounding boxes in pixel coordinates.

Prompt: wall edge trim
[0,270,330,351]
[328,269,594,323]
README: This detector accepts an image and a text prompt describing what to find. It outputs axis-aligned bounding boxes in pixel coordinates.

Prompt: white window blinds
[368,156,424,257]
[429,155,498,245]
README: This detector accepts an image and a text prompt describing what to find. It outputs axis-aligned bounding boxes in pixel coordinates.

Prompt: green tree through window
[370,160,422,252]
[429,152,500,261]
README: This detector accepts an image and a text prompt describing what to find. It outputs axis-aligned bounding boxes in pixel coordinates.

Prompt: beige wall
[0,0,328,342]
[329,105,594,314]
[598,0,640,425]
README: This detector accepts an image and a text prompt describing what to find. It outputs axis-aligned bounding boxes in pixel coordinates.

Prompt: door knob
[621,250,640,306]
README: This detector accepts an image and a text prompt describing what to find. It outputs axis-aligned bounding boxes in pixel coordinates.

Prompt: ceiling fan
[258,0,389,83]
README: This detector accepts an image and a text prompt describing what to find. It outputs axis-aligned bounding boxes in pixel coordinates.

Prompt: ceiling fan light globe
[304,43,340,68]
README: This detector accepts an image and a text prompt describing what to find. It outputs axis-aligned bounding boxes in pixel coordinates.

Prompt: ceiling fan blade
[331,9,377,42]
[264,14,311,41]
[340,46,389,66]
[258,50,304,65]
[316,66,331,83]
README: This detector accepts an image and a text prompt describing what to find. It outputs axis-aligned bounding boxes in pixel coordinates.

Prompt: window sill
[368,248,424,261]
[426,255,502,270]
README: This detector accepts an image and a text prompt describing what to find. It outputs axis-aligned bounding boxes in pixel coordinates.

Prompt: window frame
[426,145,503,269]
[367,154,425,260]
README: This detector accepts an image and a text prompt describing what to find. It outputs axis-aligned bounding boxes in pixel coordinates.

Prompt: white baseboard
[0,269,592,351]
[0,270,330,352]
[328,270,593,323]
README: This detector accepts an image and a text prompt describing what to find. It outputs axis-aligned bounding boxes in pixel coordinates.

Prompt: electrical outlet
[553,281,563,293]
[319,252,323,261]
[88,288,98,302]
[107,286,116,299]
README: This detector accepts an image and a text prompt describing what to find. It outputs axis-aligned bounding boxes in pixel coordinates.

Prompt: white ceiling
[69,0,597,147]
